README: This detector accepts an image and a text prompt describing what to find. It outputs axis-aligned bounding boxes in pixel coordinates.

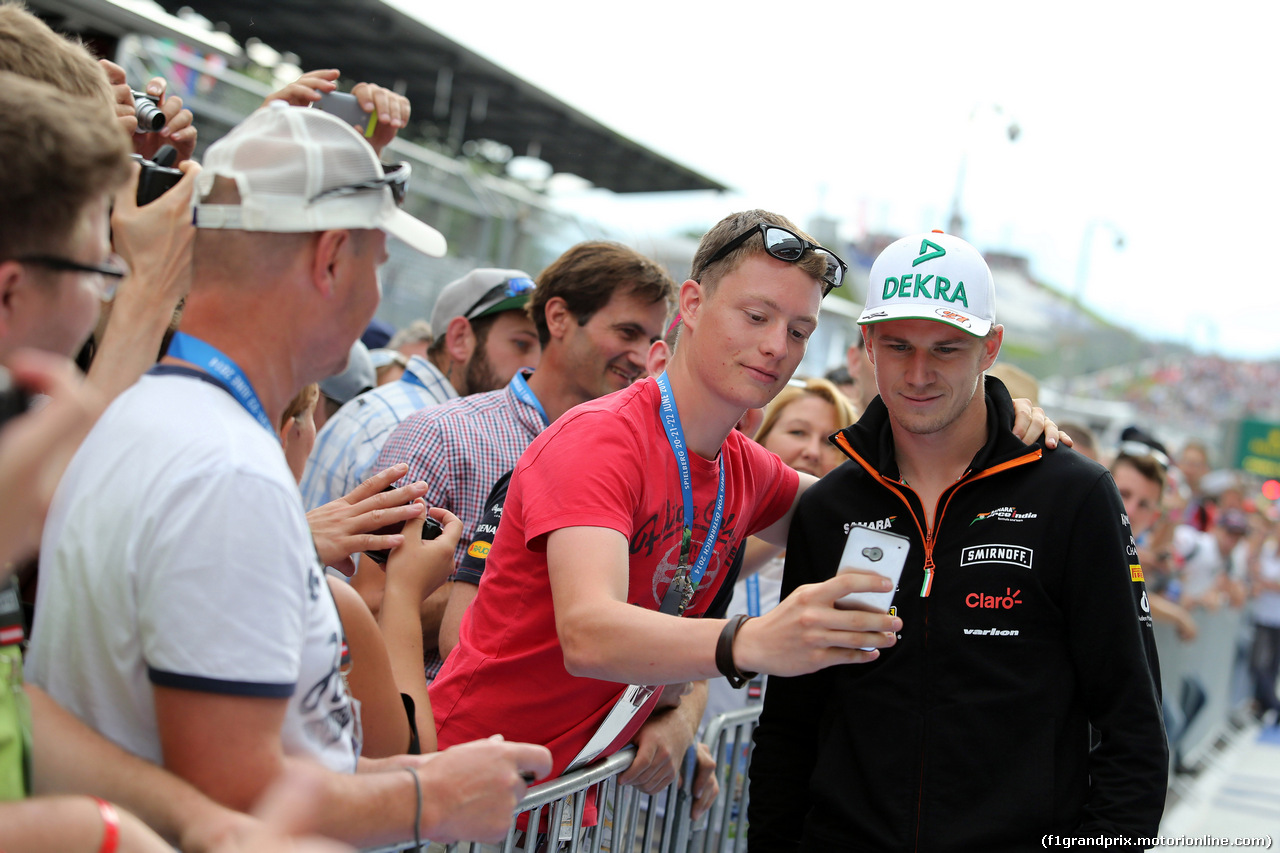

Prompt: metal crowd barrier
[364,603,1257,852]
[364,706,764,853]
[362,605,1257,853]
[1152,604,1252,773]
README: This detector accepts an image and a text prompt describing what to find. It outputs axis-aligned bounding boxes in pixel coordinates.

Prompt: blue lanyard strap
[656,372,725,588]
[510,370,550,428]
[167,332,275,435]
[745,574,760,618]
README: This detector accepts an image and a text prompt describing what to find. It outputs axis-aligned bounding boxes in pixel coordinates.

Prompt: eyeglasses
[310,162,411,207]
[463,276,536,319]
[699,223,847,296]
[16,253,130,300]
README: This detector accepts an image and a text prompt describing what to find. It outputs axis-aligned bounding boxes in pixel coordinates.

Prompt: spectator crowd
[1,3,1276,851]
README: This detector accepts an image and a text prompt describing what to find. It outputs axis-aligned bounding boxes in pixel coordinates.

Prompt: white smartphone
[834,526,910,612]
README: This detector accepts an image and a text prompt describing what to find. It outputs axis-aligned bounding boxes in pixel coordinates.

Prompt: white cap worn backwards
[192,101,446,258]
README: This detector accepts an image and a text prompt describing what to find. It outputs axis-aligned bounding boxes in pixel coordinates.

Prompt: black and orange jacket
[748,378,1167,853]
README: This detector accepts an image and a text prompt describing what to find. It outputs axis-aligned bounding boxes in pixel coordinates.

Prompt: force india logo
[970,506,1038,525]
[961,544,1033,569]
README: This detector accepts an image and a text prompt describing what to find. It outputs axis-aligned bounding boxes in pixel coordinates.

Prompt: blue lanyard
[656,372,725,588]
[510,370,550,428]
[166,332,275,435]
[745,574,760,617]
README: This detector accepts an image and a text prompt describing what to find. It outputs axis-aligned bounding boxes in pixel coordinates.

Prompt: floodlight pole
[1074,219,1126,311]
[947,103,1020,238]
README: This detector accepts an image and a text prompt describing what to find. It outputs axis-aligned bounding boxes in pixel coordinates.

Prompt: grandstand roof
[152,0,728,195]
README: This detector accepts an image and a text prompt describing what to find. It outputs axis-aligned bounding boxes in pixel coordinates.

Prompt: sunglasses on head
[310,161,411,207]
[1118,441,1171,471]
[700,223,847,296]
[464,276,537,319]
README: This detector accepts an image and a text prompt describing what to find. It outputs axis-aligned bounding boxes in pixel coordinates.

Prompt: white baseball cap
[858,230,995,337]
[191,102,446,258]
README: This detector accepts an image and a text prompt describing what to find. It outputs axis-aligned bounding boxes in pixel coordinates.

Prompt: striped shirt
[376,371,546,567]
[376,370,547,680]
[300,356,457,510]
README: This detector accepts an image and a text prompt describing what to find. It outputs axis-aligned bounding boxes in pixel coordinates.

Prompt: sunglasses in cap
[310,161,411,207]
[700,223,847,296]
[464,276,536,319]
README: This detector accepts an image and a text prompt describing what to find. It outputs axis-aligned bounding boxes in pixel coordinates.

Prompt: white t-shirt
[26,369,359,772]
[1172,524,1225,603]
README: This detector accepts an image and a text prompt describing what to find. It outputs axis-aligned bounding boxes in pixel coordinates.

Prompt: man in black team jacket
[748,231,1166,852]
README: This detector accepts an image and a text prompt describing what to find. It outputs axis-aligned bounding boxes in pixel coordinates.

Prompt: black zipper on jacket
[832,432,1041,598]
[831,431,1041,850]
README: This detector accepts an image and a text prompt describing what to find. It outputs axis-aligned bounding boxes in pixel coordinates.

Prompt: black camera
[130,149,182,206]
[130,90,166,132]
[363,489,445,565]
[0,366,33,431]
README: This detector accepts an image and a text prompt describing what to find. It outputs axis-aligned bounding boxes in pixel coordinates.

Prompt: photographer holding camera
[99,58,197,165]
[0,4,200,404]
[0,67,276,852]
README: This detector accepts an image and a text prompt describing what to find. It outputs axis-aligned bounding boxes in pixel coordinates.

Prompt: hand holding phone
[834,526,910,612]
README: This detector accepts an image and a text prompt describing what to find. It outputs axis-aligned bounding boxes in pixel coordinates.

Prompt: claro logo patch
[960,544,1033,569]
[965,588,1023,609]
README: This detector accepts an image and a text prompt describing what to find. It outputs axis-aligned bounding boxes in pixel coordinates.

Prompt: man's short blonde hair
[0,72,129,260]
[690,209,829,295]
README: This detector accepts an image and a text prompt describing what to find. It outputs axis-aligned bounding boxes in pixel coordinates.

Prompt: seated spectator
[26,102,549,846]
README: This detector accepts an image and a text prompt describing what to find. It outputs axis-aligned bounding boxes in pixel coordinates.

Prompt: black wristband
[716,614,758,689]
